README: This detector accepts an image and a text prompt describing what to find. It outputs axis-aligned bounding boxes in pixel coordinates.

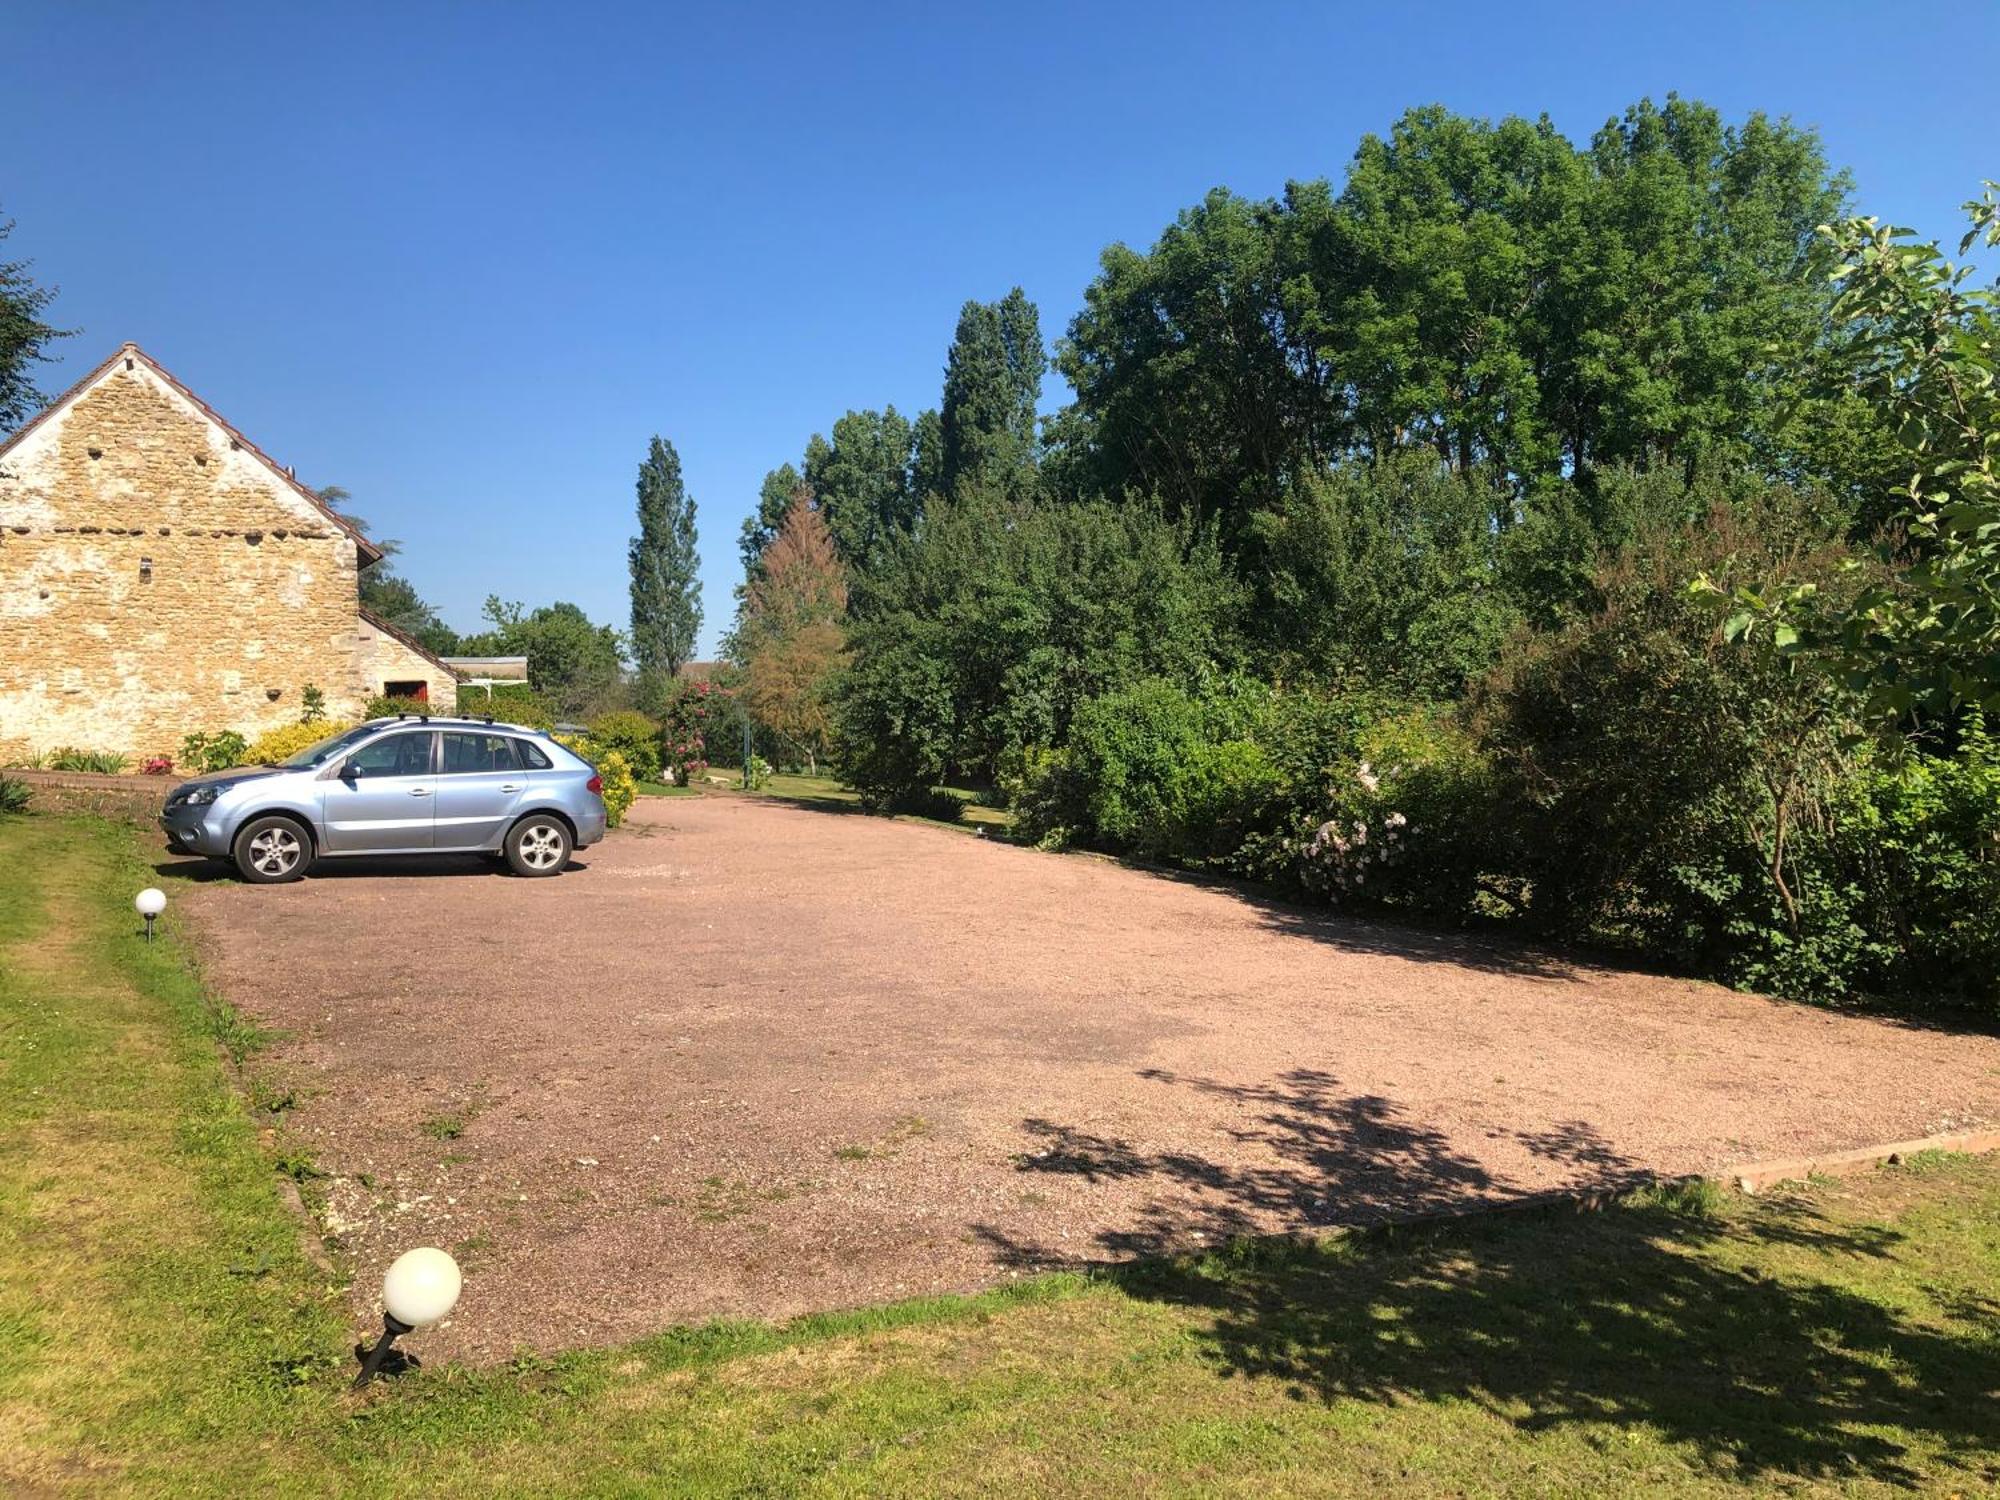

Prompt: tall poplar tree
[629,435,702,679]
[939,287,1043,498]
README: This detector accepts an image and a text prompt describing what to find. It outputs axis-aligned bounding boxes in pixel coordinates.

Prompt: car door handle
[498,783,522,793]
[408,787,432,797]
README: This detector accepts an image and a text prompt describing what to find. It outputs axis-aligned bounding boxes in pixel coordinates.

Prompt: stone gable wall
[0,360,421,762]
[357,615,460,707]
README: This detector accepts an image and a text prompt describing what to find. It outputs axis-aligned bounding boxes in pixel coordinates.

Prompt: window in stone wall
[383,680,427,701]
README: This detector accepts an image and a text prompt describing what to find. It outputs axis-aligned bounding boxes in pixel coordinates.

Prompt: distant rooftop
[442,655,529,680]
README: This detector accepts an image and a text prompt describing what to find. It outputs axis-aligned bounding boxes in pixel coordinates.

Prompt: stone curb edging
[1725,1127,2000,1195]
[1276,1125,2000,1243]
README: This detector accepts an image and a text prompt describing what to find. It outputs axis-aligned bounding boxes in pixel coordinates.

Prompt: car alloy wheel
[248,825,302,876]
[233,815,313,884]
[517,824,564,871]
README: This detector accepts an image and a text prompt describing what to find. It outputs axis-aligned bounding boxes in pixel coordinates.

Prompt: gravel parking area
[163,793,2000,1361]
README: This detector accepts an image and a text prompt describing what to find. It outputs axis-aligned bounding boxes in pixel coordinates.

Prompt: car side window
[442,733,522,775]
[514,739,552,770]
[344,733,433,779]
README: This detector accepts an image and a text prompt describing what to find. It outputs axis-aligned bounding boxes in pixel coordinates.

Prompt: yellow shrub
[244,720,356,767]
[555,734,636,828]
[594,748,637,828]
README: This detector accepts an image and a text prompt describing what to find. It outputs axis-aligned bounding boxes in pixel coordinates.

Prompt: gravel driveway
[164,793,2000,1360]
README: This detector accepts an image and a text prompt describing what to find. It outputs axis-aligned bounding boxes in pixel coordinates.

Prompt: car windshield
[273,724,382,769]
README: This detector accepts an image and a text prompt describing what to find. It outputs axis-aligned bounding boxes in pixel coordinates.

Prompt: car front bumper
[160,802,234,857]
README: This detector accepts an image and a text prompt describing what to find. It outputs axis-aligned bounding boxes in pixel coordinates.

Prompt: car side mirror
[338,760,359,782]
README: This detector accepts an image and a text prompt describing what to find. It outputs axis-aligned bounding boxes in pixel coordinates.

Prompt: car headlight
[179,785,223,807]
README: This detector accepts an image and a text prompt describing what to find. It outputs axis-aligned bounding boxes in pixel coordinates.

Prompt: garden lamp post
[353,1247,462,1388]
[134,887,166,942]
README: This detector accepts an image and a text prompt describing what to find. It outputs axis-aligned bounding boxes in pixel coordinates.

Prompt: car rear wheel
[233,815,312,884]
[505,814,571,877]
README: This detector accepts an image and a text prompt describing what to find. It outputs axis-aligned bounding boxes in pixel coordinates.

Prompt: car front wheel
[233,815,312,884]
[505,814,571,877]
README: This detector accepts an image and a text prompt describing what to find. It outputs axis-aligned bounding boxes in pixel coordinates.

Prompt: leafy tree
[939,288,1043,498]
[740,409,930,612]
[0,209,70,434]
[462,597,625,718]
[837,488,1242,800]
[737,494,848,772]
[1057,188,1328,536]
[628,436,702,681]
[1756,188,2000,722]
[1554,98,1850,479]
[803,407,922,572]
[357,572,460,655]
[1057,98,1849,543]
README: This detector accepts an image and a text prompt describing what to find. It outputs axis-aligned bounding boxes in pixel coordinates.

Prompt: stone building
[0,343,457,763]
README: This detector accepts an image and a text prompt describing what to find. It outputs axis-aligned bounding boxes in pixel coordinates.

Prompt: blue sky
[10,2,1996,658]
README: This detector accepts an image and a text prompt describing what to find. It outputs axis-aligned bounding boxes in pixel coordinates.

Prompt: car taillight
[587,774,603,795]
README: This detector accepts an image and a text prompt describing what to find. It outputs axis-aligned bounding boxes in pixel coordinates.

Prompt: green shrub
[1790,725,2000,1011]
[837,639,956,808]
[455,686,555,729]
[587,710,663,782]
[299,683,328,725]
[1474,495,1867,974]
[1238,705,1502,920]
[364,694,441,722]
[1005,746,1086,849]
[1059,677,1274,858]
[49,746,132,775]
[888,786,967,823]
[1065,680,1215,852]
[0,775,30,814]
[1162,739,1281,865]
[177,732,246,775]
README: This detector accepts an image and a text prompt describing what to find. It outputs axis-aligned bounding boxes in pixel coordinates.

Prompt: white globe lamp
[354,1247,462,1386]
[383,1247,462,1327]
[134,887,166,942]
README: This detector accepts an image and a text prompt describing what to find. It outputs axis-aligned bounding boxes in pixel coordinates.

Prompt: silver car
[159,716,609,883]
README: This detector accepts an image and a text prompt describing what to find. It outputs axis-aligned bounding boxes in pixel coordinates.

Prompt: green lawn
[634,778,702,797]
[4,810,1999,1496]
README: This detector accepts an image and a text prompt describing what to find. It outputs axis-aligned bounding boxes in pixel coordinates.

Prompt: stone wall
[0,351,449,762]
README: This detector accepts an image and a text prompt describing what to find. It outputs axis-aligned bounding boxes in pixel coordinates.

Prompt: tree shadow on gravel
[993,1068,1647,1259]
[975,1065,2000,1487]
